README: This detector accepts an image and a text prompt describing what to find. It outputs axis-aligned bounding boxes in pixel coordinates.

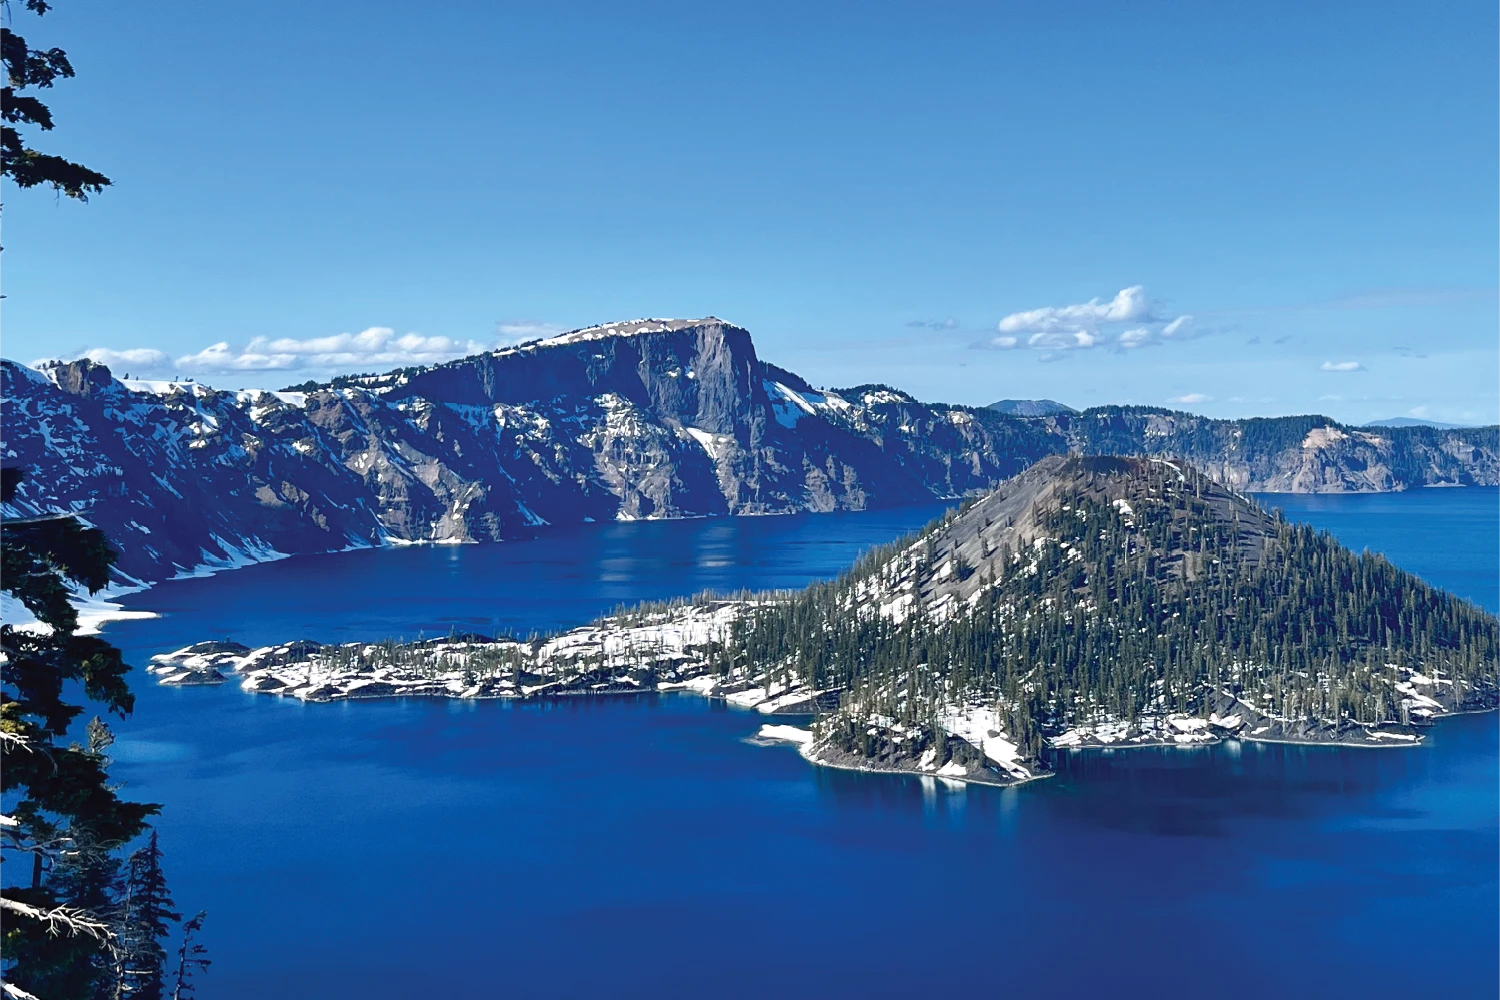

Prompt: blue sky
[4,1,1496,424]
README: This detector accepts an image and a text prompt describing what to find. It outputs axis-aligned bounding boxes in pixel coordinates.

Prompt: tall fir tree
[0,6,174,995]
[1,0,112,200]
[1,465,158,996]
[167,913,210,1000]
[118,831,180,1000]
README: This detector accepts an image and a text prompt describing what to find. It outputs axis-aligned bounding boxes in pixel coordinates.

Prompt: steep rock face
[3,317,1496,585]
[0,364,395,582]
[378,319,934,516]
[0,320,969,582]
[1053,409,1493,493]
[818,385,1066,497]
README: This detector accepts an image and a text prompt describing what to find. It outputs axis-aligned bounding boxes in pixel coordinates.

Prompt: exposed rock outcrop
[3,318,1495,584]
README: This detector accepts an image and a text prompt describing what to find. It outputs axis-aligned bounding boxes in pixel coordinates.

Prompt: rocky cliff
[0,319,993,583]
[1051,408,1494,493]
[3,317,1495,584]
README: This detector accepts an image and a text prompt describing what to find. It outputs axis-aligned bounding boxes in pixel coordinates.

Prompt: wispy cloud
[1119,315,1196,350]
[906,317,961,331]
[75,347,171,369]
[984,286,1195,353]
[175,329,489,373]
[1320,360,1365,372]
[49,328,492,378]
[1168,393,1212,405]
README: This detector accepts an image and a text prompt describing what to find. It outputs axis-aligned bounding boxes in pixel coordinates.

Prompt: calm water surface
[102,490,1498,998]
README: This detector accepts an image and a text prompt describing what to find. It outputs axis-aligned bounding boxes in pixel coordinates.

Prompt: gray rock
[3,319,1495,585]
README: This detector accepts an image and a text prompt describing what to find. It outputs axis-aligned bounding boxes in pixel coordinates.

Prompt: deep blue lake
[101,489,1498,999]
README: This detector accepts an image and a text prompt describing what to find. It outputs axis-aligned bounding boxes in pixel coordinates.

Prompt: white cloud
[1320,361,1365,372]
[177,341,298,371]
[1026,329,1099,350]
[176,328,489,374]
[38,347,174,371]
[1408,405,1430,418]
[1117,314,1196,350]
[49,327,495,379]
[987,287,1194,353]
[1168,393,1212,405]
[88,347,170,367]
[32,347,174,376]
[998,285,1153,334]
[1160,315,1191,337]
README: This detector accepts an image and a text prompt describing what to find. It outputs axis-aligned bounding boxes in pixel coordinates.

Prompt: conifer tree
[168,913,210,1000]
[2,0,112,200]
[2,468,158,997]
[118,831,181,1000]
[2,11,201,995]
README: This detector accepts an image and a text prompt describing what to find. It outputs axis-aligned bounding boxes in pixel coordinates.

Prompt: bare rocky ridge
[1050,410,1493,494]
[2,317,1495,585]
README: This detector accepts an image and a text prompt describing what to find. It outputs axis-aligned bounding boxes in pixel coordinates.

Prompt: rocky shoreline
[143,618,1490,791]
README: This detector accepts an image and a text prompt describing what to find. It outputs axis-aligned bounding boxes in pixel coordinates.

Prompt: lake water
[101,490,1498,998]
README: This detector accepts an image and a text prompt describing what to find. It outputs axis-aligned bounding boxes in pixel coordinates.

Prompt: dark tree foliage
[732,463,1498,752]
[2,0,111,201]
[120,830,182,1000]
[2,468,159,999]
[168,912,210,1000]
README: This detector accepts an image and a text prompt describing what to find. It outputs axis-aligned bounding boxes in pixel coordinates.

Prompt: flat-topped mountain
[2,319,966,583]
[987,398,1075,417]
[3,318,1496,584]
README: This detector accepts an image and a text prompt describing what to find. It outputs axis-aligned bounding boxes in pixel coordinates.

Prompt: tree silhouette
[2,0,111,201]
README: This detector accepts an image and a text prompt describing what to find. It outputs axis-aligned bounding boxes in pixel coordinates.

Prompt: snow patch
[758,724,813,745]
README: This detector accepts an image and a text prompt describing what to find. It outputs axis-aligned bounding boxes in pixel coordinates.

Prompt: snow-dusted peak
[121,378,213,398]
[529,317,726,350]
[235,389,309,409]
[7,359,57,387]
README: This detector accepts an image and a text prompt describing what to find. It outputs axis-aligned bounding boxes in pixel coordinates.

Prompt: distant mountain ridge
[4,317,1496,585]
[987,398,1076,417]
[1364,417,1471,430]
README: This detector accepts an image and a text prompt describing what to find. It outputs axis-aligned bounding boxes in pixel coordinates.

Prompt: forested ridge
[730,456,1498,770]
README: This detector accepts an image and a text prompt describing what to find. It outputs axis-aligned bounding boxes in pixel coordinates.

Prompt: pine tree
[2,469,158,997]
[118,831,180,1000]
[168,913,210,1000]
[2,0,113,200]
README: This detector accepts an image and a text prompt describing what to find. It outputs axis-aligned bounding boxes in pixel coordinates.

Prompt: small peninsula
[149,455,1499,787]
